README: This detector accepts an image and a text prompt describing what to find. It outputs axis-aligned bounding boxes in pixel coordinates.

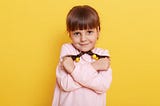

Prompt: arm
[55,44,82,92]
[56,62,82,92]
[70,49,112,94]
[70,63,112,94]
[57,44,112,93]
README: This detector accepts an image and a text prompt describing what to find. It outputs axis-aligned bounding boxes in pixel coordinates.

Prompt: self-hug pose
[52,5,112,106]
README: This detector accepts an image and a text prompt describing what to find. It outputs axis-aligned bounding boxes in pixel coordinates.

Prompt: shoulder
[60,43,77,53]
[60,43,79,57]
[61,43,72,48]
[92,47,110,56]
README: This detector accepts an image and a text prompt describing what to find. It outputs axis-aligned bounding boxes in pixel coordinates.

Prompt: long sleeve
[56,43,112,93]
[53,43,112,106]
[71,63,112,94]
[55,44,82,92]
[56,63,82,91]
[70,48,112,94]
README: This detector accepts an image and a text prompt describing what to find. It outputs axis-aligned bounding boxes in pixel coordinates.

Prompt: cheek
[90,37,97,42]
[89,34,98,41]
[72,39,79,44]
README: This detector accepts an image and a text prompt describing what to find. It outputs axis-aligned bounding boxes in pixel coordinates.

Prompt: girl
[52,5,112,106]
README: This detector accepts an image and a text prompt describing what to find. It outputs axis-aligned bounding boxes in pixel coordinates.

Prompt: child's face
[69,28,99,52]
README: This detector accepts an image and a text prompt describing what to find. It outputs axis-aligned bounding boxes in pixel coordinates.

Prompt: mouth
[80,43,89,46]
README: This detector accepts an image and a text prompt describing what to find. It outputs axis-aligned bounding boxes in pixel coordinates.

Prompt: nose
[81,34,87,41]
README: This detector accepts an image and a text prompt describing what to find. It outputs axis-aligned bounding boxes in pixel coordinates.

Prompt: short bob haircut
[66,5,100,32]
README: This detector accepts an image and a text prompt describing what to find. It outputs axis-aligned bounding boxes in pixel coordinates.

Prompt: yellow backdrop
[0,0,160,106]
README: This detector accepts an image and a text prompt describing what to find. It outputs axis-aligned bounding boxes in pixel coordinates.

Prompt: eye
[87,30,94,35]
[73,32,81,37]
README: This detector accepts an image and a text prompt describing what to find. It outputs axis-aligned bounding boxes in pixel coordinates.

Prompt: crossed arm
[56,44,112,94]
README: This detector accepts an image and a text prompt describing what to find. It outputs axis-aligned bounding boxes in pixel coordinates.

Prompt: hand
[61,56,75,73]
[91,57,110,71]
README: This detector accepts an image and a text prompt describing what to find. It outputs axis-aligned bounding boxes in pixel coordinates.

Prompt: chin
[80,48,91,52]
[81,50,88,52]
[76,45,93,52]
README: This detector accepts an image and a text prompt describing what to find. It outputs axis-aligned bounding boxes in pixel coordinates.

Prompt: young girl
[52,5,112,106]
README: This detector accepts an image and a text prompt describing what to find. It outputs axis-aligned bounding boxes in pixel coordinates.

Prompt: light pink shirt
[52,43,112,106]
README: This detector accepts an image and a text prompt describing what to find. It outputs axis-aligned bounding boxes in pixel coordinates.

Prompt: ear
[96,27,100,39]
[68,32,71,38]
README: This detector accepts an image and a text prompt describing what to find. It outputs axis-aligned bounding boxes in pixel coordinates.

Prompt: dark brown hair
[66,5,100,32]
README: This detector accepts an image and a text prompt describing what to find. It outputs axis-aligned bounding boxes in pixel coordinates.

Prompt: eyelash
[73,32,80,36]
[72,30,94,36]
[87,31,93,34]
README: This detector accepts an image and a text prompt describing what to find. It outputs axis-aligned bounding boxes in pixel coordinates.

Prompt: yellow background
[0,0,160,106]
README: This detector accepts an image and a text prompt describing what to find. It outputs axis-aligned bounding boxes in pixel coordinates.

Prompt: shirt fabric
[52,43,112,106]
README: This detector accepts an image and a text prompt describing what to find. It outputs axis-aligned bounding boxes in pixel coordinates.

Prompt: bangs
[68,14,99,31]
[66,5,100,32]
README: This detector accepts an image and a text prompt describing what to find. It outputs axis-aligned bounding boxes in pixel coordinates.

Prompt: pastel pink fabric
[52,43,112,106]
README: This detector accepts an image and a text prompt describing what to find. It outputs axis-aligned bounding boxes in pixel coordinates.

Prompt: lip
[80,43,89,46]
